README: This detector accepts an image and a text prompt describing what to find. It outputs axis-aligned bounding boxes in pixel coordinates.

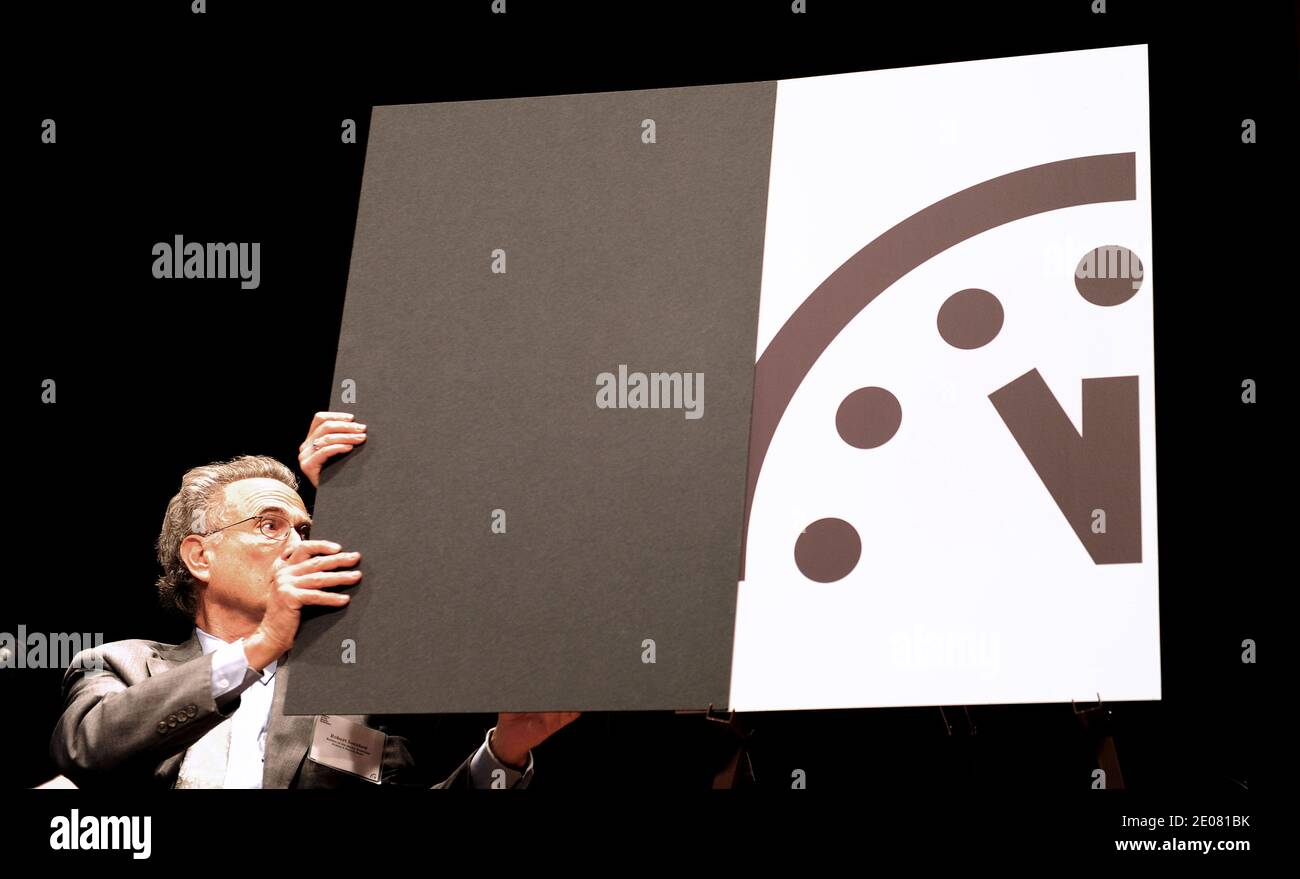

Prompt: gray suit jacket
[49,634,481,789]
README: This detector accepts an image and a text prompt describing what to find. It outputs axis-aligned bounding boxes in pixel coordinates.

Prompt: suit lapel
[145,632,203,678]
[262,649,316,789]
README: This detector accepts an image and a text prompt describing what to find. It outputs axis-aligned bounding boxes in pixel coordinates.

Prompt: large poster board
[288,45,1159,715]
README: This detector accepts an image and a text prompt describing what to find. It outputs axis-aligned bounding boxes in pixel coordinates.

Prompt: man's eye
[260,517,287,537]
[296,525,311,540]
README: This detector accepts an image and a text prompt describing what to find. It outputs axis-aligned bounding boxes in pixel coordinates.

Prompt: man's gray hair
[155,455,299,618]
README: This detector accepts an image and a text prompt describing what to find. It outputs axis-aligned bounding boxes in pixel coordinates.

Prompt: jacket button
[186,705,198,717]
[167,715,178,727]
[157,721,168,735]
[177,713,189,723]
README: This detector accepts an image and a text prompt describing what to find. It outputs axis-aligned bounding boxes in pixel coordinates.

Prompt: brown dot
[1075,245,1143,305]
[937,288,1003,349]
[836,386,901,449]
[795,518,861,583]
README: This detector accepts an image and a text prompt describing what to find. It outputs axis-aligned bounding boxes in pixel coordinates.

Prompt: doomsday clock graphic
[730,45,1160,711]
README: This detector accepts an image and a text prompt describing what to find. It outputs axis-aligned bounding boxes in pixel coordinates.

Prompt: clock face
[731,46,1160,711]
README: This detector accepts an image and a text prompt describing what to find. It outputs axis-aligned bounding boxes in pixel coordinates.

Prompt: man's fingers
[299,445,357,473]
[290,570,363,591]
[284,585,353,608]
[285,550,362,576]
[315,420,366,438]
[281,539,344,565]
[314,433,367,448]
[299,415,362,453]
[307,411,354,437]
[301,412,354,451]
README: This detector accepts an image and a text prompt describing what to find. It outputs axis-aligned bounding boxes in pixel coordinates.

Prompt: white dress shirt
[194,626,532,788]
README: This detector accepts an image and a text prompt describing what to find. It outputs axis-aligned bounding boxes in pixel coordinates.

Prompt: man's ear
[179,534,213,583]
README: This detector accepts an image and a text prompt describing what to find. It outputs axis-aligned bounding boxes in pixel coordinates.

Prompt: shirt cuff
[210,637,261,711]
[468,727,534,789]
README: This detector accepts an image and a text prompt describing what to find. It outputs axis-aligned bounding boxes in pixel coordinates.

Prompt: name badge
[307,715,386,784]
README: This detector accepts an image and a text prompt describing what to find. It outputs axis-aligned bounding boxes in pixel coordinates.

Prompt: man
[49,412,579,788]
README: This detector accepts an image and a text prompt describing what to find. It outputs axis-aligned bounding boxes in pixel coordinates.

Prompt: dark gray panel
[286,82,776,714]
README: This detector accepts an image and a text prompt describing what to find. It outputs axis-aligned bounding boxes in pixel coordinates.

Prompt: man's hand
[490,712,582,769]
[298,411,367,488]
[244,540,363,670]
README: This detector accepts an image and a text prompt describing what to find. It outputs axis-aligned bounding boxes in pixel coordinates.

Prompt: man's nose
[282,526,304,557]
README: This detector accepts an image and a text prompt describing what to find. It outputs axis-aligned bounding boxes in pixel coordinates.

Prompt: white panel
[732,45,1159,710]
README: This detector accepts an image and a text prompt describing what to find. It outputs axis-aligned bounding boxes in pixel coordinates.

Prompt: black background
[4,0,1288,816]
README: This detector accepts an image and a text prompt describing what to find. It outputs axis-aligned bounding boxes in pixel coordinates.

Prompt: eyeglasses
[201,511,311,543]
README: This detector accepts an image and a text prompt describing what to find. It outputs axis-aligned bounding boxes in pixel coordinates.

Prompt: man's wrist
[488,727,530,771]
[243,631,281,671]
